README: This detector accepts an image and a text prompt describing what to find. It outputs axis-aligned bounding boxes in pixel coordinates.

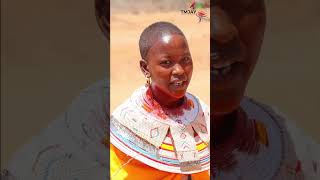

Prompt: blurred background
[247,0,320,143]
[1,0,319,168]
[1,0,107,167]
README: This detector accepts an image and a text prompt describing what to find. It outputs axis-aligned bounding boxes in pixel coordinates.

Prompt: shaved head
[139,22,186,60]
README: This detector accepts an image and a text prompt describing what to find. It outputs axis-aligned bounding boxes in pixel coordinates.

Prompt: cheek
[150,66,171,83]
[238,12,266,73]
[186,65,193,79]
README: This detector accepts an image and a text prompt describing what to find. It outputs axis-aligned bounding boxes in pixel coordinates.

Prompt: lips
[211,42,246,79]
[211,48,247,90]
[170,80,188,90]
[171,80,187,85]
[211,61,235,76]
[173,81,184,86]
[211,50,242,77]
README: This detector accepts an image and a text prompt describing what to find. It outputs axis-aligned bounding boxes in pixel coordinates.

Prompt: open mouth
[173,81,184,86]
[211,38,245,78]
[172,80,186,86]
[211,47,246,79]
[211,61,236,77]
[170,80,188,89]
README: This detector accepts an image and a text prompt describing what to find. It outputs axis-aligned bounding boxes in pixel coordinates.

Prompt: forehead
[147,34,189,57]
[152,34,188,51]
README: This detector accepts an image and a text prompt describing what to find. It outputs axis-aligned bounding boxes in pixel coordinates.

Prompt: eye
[160,60,172,66]
[181,56,191,64]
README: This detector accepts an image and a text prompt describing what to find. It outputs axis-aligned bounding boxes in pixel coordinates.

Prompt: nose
[211,6,238,44]
[172,63,185,76]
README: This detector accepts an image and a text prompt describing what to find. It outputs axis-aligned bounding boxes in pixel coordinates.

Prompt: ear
[139,59,150,77]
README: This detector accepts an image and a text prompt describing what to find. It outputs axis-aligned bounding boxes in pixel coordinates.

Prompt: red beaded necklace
[141,87,194,120]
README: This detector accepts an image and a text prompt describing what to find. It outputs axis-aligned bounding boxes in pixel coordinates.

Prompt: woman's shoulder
[111,86,145,117]
[111,87,210,115]
[110,88,211,174]
[242,97,318,146]
[185,91,209,112]
[3,80,110,180]
[243,97,320,178]
[242,97,318,144]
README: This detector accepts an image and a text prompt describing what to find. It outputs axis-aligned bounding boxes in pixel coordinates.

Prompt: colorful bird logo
[189,0,205,10]
[196,10,207,22]
[189,0,208,22]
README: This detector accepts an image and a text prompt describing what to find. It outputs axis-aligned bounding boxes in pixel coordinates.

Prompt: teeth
[175,81,183,86]
[212,62,233,69]
[212,65,232,76]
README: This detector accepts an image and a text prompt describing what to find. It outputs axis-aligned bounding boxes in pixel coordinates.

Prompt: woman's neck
[150,84,185,108]
[212,110,240,146]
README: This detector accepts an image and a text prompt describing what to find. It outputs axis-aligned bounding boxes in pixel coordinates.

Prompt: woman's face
[211,0,266,115]
[144,34,193,99]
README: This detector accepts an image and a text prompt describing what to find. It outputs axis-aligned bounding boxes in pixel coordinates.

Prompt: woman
[211,0,320,179]
[110,22,210,179]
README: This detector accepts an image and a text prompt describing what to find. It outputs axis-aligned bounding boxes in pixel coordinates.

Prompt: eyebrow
[183,52,191,56]
[157,52,190,57]
[156,51,191,59]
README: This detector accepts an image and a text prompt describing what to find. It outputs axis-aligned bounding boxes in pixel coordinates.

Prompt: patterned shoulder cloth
[110,86,210,176]
[272,105,320,180]
[1,80,110,180]
[213,97,319,180]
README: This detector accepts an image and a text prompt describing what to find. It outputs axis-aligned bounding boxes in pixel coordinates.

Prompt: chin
[172,92,186,99]
[212,89,244,116]
[170,90,187,99]
[212,100,240,116]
